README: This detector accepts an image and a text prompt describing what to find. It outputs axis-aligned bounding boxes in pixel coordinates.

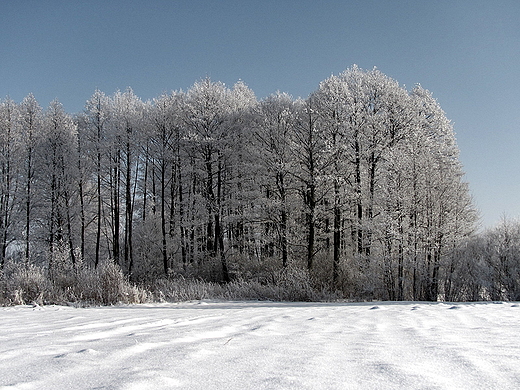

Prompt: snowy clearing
[0,301,519,389]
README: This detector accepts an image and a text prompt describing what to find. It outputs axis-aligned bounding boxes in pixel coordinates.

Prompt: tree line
[1,66,516,301]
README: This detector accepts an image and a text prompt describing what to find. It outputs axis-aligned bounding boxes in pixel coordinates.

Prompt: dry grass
[0,261,338,306]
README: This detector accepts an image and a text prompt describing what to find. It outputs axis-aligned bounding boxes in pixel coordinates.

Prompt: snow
[1,301,519,389]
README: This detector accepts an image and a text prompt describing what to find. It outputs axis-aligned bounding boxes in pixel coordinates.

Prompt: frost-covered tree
[145,92,184,275]
[182,78,236,281]
[252,92,297,268]
[1,69,483,301]
[40,99,79,270]
[81,89,111,268]
[309,67,476,298]
[310,67,413,289]
[19,94,42,265]
[291,97,330,271]
[111,89,145,275]
[311,74,351,285]
[225,81,257,264]
[408,86,477,300]
[0,98,20,267]
[480,218,520,300]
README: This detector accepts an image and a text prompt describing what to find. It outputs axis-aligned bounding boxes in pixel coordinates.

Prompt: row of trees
[450,218,520,301]
[0,66,495,301]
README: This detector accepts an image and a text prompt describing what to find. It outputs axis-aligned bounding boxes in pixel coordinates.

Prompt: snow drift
[1,301,519,389]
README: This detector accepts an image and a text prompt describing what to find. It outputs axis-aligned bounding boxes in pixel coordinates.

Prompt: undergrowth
[0,261,338,306]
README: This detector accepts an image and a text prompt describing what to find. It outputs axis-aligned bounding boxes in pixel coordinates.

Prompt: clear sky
[1,0,519,229]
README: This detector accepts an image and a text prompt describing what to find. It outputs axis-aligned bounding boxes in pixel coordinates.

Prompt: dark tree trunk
[161,157,168,275]
[125,137,134,274]
[95,128,102,268]
[333,180,341,286]
[111,154,121,266]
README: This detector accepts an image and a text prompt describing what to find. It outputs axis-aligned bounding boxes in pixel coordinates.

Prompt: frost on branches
[2,66,505,302]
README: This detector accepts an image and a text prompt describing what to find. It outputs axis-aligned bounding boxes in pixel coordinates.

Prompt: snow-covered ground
[0,301,519,389]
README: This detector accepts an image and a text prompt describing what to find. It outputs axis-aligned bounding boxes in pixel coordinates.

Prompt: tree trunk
[216,155,229,281]
[354,134,363,257]
[125,138,134,274]
[95,121,102,267]
[277,171,288,269]
[25,144,32,266]
[333,180,341,286]
[306,189,316,270]
[205,150,214,256]
[111,154,121,266]
[0,103,13,268]
[178,158,187,267]
[160,157,168,275]
[64,188,76,266]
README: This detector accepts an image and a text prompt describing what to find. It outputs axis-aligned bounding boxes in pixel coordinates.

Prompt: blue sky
[1,0,519,229]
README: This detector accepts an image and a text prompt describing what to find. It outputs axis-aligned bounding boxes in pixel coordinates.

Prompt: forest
[1,66,519,304]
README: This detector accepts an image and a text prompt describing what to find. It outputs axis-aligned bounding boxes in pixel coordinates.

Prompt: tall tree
[112,88,144,275]
[82,90,111,267]
[149,92,181,275]
[410,85,476,300]
[311,73,353,285]
[182,78,249,281]
[292,97,329,270]
[252,92,296,268]
[0,98,20,267]
[41,99,78,271]
[19,94,42,266]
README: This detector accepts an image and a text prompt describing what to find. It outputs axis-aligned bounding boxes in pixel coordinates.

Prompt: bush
[0,259,336,306]
[64,261,150,305]
[0,262,52,305]
[0,260,150,306]
[150,267,339,303]
[147,276,223,302]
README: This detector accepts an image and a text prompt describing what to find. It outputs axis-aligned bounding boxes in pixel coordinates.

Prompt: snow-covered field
[0,301,519,389]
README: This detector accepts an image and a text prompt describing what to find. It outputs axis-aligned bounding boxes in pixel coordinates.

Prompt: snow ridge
[1,301,519,389]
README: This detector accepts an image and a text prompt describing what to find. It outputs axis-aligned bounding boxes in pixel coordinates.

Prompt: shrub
[148,276,223,302]
[67,261,150,305]
[0,262,51,305]
[0,258,337,306]
[0,260,150,306]
[150,267,339,303]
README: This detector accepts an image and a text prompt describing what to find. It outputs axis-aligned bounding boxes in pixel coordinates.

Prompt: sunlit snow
[1,301,519,389]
